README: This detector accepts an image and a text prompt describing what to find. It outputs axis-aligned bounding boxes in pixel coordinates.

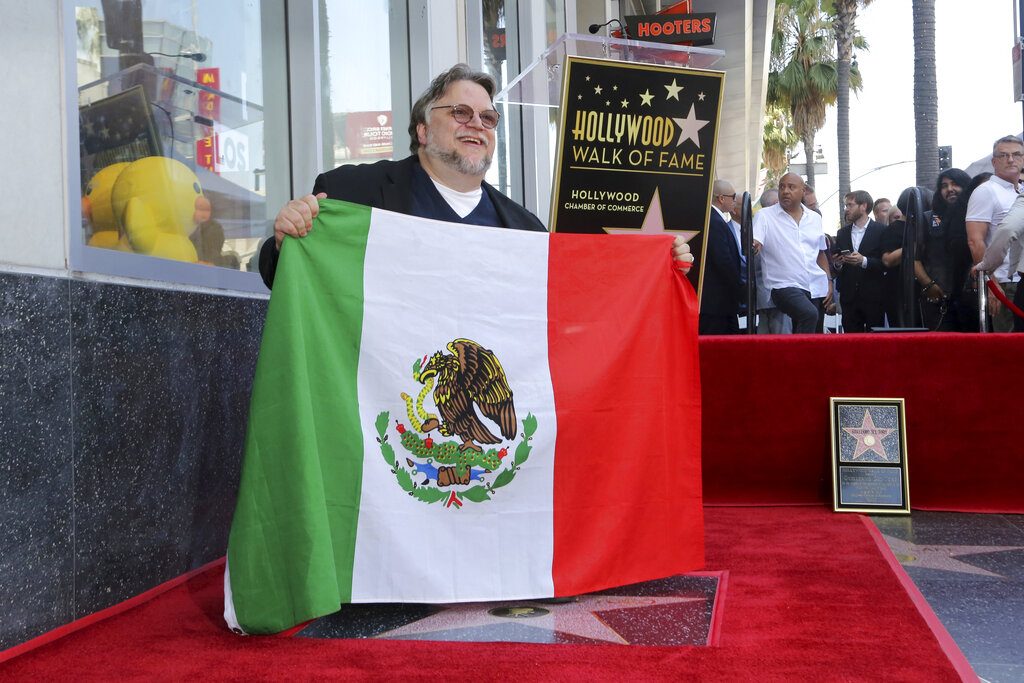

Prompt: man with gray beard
[260,65,694,288]
[260,64,695,288]
[257,64,543,287]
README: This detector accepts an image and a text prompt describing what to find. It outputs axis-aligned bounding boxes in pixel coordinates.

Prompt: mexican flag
[225,199,703,635]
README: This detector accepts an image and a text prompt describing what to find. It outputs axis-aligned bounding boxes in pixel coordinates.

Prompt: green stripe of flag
[227,200,372,633]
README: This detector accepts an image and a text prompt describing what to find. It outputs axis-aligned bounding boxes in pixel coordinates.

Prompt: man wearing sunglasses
[259,63,693,288]
[698,180,743,335]
[966,134,1023,331]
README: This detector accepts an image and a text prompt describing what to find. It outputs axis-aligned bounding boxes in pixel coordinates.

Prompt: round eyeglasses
[430,104,501,129]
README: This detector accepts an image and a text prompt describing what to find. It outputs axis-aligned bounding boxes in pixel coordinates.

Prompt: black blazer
[258,156,547,288]
[834,219,886,308]
[700,209,744,316]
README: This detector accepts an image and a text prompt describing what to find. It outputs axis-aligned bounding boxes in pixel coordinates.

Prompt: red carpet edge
[859,515,978,683]
[0,557,226,665]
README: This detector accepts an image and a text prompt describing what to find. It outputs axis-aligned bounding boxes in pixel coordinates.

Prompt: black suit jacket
[700,209,744,316]
[835,219,886,310]
[258,156,546,288]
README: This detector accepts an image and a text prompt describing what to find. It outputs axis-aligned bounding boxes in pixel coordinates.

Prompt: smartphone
[840,249,851,255]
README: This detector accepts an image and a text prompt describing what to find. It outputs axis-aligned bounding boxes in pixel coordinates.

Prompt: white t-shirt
[430,178,483,218]
[753,203,827,293]
[965,175,1020,282]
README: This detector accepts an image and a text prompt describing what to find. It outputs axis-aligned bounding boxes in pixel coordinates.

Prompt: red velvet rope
[986,279,1024,319]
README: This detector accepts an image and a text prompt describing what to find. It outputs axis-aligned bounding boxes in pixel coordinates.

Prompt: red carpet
[700,334,1024,513]
[1,507,972,681]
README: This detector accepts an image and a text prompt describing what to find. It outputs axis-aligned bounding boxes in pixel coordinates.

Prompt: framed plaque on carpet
[829,398,910,514]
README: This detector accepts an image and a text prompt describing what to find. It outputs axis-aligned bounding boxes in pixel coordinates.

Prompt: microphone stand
[588,19,631,61]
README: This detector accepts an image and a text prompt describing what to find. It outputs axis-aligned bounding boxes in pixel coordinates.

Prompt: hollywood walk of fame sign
[548,55,724,297]
[830,398,910,514]
[78,84,164,182]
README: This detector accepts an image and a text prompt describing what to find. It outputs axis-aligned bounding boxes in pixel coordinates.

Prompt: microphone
[150,50,206,62]
[587,19,628,38]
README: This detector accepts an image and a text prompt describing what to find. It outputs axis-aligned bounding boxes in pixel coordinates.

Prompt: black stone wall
[0,271,265,650]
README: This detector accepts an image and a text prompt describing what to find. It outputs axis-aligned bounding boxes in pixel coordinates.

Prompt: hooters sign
[624,13,716,46]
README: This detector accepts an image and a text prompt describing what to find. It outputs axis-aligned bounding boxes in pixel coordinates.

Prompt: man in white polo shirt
[966,134,1022,332]
[753,173,833,334]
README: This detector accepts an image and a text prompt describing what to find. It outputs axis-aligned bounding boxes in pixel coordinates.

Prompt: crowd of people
[264,62,1018,337]
[700,134,1024,334]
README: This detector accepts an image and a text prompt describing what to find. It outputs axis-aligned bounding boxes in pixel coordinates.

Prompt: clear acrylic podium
[495,32,724,109]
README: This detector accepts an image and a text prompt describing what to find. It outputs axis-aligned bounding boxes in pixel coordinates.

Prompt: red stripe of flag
[548,233,704,596]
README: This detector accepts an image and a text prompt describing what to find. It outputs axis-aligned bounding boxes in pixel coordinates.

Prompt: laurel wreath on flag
[374,411,537,507]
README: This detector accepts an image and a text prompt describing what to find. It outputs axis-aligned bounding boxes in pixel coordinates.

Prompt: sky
[804,0,1022,231]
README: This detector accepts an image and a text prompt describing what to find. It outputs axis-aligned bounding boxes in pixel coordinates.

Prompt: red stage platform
[699,333,1023,513]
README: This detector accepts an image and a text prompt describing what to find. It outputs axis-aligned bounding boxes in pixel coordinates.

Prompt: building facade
[0,0,771,650]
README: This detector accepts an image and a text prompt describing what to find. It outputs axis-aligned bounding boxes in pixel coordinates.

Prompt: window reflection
[482,0,509,196]
[75,0,286,273]
[321,0,394,170]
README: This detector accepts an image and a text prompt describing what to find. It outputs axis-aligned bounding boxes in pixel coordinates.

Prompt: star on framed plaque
[829,398,910,514]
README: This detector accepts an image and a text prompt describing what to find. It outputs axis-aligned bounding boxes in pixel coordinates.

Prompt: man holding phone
[834,190,886,332]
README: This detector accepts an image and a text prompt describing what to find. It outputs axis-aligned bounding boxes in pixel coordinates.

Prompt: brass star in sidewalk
[378,594,706,645]
[882,535,1024,578]
[842,409,895,460]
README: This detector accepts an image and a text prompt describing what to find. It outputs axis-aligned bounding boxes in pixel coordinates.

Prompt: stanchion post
[901,188,924,327]
[741,192,755,334]
[977,270,989,332]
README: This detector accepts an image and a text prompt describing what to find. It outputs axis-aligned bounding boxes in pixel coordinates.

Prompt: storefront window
[72,0,288,279]
[320,0,395,171]
[482,0,566,210]
[481,0,513,197]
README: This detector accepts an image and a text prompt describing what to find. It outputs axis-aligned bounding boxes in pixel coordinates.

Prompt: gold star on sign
[620,99,629,108]
[639,89,654,106]
[664,79,683,100]
[612,84,618,91]
[672,104,710,147]
[585,75,591,81]
[605,100,611,107]
[604,188,699,244]
[594,85,603,95]
[698,92,706,101]
[577,94,582,100]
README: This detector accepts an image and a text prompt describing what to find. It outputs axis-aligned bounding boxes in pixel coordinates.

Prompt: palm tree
[829,0,872,204]
[762,102,799,185]
[769,0,838,189]
[912,0,938,187]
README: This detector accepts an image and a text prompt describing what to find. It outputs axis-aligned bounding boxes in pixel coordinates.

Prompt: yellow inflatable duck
[82,161,131,251]
[112,156,211,262]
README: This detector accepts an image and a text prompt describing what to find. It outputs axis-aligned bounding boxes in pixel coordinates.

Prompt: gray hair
[758,188,779,207]
[992,135,1024,154]
[408,64,497,154]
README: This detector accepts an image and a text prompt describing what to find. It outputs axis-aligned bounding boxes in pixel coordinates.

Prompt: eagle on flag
[416,338,517,453]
